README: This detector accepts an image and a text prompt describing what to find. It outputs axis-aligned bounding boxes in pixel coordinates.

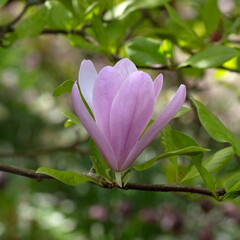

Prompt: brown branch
[110,55,240,74]
[0,163,226,198]
[0,163,52,181]
[134,64,240,74]
[5,4,29,27]
[41,24,96,45]
[41,24,91,37]
[0,139,89,159]
[123,183,226,197]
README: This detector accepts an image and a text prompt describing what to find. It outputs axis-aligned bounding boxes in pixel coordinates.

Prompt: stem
[0,163,226,198]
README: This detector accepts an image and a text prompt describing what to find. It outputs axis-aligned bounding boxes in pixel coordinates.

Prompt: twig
[0,163,226,198]
[41,24,91,37]
[41,24,96,45]
[123,183,226,197]
[0,163,52,181]
[5,4,29,27]
[0,139,89,159]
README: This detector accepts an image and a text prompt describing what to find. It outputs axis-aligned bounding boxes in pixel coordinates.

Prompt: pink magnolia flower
[71,58,186,171]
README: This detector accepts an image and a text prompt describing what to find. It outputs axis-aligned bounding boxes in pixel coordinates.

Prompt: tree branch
[0,163,52,181]
[110,55,240,74]
[0,139,89,159]
[0,163,226,198]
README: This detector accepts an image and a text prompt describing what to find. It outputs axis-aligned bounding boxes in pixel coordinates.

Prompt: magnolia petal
[154,73,163,100]
[78,60,98,111]
[92,66,124,141]
[114,58,138,79]
[110,71,155,169]
[121,84,186,170]
[71,82,118,170]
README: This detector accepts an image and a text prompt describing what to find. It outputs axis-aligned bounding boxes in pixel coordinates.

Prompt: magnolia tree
[1,0,240,206]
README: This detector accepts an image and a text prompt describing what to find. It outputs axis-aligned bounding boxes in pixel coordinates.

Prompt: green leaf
[160,125,178,176]
[68,34,103,53]
[90,139,110,181]
[57,0,74,14]
[181,147,234,182]
[64,119,76,128]
[141,119,154,138]
[159,39,174,62]
[46,1,72,30]
[90,156,111,181]
[61,110,81,125]
[126,38,167,66]
[36,167,96,186]
[192,98,240,156]
[91,14,108,50]
[0,0,8,7]
[53,80,74,97]
[194,161,216,194]
[165,4,201,44]
[161,126,216,194]
[161,126,199,151]
[133,146,209,171]
[223,172,240,199]
[200,0,221,34]
[104,0,170,20]
[114,171,122,187]
[15,7,48,39]
[84,2,99,17]
[180,45,239,69]
[174,106,191,118]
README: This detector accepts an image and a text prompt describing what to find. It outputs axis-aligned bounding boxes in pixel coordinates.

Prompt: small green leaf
[159,39,174,60]
[140,119,154,137]
[114,171,122,187]
[68,34,104,53]
[161,126,199,151]
[180,45,239,69]
[46,1,72,30]
[56,0,75,14]
[84,2,99,17]
[174,106,191,118]
[126,37,167,66]
[160,125,216,194]
[194,161,216,194]
[0,0,8,7]
[133,146,209,171]
[90,139,110,181]
[104,0,170,20]
[165,4,200,41]
[192,98,240,156]
[225,172,240,192]
[223,172,240,199]
[53,80,74,97]
[181,147,234,182]
[90,156,111,181]
[15,6,48,39]
[200,0,221,34]
[36,167,96,186]
[64,119,76,128]
[90,139,108,169]
[92,14,108,50]
[61,110,81,125]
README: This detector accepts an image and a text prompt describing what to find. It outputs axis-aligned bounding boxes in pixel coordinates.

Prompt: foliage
[1,0,240,239]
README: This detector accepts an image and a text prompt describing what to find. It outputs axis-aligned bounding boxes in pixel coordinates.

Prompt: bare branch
[122,183,226,197]
[0,163,226,198]
[0,139,89,159]
[0,163,52,181]
[41,24,96,45]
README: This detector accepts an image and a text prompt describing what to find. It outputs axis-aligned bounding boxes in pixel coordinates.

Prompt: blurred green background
[1,0,240,239]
